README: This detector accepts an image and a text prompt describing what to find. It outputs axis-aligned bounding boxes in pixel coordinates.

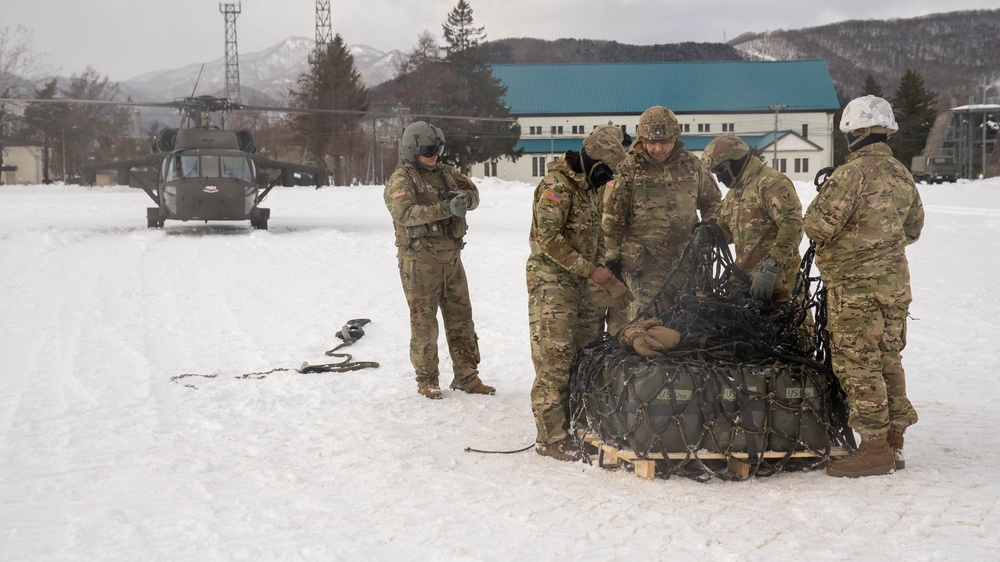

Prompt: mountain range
[117,8,1000,123]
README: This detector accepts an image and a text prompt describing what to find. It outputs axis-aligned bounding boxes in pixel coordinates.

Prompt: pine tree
[21,80,60,182]
[393,1,521,175]
[891,69,937,170]
[288,34,369,185]
[442,0,485,56]
[861,74,885,98]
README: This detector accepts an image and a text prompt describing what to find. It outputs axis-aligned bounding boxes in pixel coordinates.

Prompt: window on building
[772,158,787,173]
[682,124,690,133]
[802,124,808,139]
[721,123,735,132]
[483,161,498,177]
[698,123,711,133]
[794,158,809,174]
[550,126,563,135]
[532,156,546,177]
[620,124,627,135]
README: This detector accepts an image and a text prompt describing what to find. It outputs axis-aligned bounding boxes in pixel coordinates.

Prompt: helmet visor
[418,143,444,158]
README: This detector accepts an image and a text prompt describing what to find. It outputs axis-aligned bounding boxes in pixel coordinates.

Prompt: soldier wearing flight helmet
[384,121,494,400]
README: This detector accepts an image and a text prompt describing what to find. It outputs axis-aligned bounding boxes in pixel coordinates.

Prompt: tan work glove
[620,318,681,358]
[619,324,666,357]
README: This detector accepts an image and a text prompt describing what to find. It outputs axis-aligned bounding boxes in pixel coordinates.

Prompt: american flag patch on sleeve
[391,189,406,199]
[544,189,562,203]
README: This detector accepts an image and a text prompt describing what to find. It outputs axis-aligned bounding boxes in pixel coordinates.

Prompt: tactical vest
[394,164,469,249]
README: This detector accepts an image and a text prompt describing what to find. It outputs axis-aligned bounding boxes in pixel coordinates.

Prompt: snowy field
[1,175,998,560]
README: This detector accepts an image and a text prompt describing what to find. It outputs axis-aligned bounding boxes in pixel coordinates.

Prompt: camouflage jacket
[526,154,604,280]
[718,157,804,275]
[602,140,722,271]
[803,142,924,286]
[383,162,479,250]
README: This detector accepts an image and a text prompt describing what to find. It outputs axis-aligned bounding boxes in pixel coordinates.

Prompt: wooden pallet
[583,436,850,479]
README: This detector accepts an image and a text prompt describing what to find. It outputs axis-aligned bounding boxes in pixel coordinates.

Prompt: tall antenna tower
[311,0,332,63]
[219,3,242,105]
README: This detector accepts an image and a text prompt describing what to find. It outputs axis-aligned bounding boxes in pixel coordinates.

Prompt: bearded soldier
[803,96,924,477]
[700,134,804,306]
[602,106,722,332]
[528,125,627,461]
[384,121,494,400]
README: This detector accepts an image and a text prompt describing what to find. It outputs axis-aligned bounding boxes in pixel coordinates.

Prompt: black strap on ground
[171,336,379,388]
[464,444,535,454]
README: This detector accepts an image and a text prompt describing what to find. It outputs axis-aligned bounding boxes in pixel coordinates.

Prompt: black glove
[750,259,781,301]
[691,224,714,253]
[447,191,468,217]
[605,258,623,282]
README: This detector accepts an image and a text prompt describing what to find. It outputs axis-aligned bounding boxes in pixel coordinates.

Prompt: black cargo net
[570,223,852,481]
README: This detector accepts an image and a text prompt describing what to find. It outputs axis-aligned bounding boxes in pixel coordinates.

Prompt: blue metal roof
[515,132,799,154]
[491,61,840,116]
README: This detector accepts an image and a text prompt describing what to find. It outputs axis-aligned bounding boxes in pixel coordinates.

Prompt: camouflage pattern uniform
[803,142,924,441]
[526,155,606,445]
[384,162,484,392]
[717,156,804,306]
[603,140,722,326]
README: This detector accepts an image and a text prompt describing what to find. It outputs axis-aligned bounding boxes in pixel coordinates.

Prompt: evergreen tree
[861,74,885,98]
[288,34,369,185]
[891,69,937,170]
[20,79,60,182]
[442,0,485,56]
[393,1,521,175]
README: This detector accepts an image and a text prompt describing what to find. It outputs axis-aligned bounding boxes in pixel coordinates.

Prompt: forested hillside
[730,9,1000,102]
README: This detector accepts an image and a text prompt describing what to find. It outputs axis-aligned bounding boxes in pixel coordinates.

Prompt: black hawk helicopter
[3,92,516,230]
[3,94,330,230]
[102,95,329,230]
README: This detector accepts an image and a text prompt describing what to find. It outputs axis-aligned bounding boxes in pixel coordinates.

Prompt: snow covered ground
[1,176,998,560]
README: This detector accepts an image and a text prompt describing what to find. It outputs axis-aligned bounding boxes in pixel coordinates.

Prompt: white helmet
[839,95,898,134]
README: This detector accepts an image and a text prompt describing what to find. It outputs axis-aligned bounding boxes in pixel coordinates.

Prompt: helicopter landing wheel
[146,208,164,229]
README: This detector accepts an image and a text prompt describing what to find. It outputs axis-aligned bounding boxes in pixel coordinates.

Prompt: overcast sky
[10,0,997,82]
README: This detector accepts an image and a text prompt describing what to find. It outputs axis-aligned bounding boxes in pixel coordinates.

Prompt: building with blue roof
[474,60,839,184]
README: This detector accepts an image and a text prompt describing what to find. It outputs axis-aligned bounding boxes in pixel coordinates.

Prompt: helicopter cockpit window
[219,156,252,182]
[166,155,201,180]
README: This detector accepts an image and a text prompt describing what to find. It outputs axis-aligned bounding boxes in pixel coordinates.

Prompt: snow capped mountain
[120,37,400,105]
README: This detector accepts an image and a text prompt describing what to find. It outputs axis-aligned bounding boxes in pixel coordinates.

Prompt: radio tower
[311,0,332,63]
[219,3,242,106]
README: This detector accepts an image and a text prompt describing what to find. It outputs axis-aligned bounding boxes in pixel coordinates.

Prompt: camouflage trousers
[606,263,681,333]
[398,243,480,388]
[827,275,918,440]
[527,273,603,445]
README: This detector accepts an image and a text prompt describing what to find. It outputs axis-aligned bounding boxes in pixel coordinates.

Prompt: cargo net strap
[570,223,851,480]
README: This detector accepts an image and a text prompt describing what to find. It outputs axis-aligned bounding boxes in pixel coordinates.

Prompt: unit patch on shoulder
[544,189,563,204]
[391,189,406,199]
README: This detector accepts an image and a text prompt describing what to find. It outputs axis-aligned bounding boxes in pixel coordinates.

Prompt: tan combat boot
[826,438,895,478]
[887,430,905,470]
[449,378,496,395]
[418,384,443,400]
[535,437,583,462]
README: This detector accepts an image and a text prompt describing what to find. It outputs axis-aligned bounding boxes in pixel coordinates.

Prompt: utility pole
[771,104,785,169]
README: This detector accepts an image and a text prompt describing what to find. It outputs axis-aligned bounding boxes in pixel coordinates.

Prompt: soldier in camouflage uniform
[603,106,722,332]
[384,121,495,400]
[803,96,924,477]
[700,134,804,307]
[528,125,627,461]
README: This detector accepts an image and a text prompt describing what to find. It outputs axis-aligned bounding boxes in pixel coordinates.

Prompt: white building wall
[471,111,835,185]
[2,146,43,185]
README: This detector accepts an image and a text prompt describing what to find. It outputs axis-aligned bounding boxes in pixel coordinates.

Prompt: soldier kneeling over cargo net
[568,218,854,481]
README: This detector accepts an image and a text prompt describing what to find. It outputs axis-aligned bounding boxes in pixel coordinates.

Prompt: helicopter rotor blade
[1,97,517,124]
